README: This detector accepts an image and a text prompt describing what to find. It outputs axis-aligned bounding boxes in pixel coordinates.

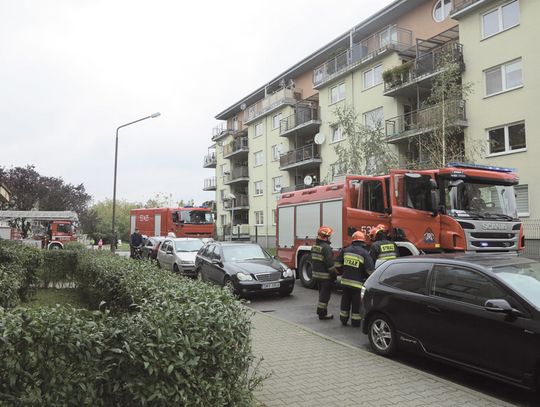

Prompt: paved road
[248,285,539,407]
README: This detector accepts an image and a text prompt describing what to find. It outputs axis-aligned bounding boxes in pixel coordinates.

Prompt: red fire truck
[276,163,524,287]
[130,207,214,238]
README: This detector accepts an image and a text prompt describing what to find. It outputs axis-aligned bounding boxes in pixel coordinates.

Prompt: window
[363,64,383,89]
[431,265,507,307]
[254,150,264,167]
[380,263,430,295]
[254,211,264,225]
[254,122,263,138]
[485,59,522,96]
[220,163,229,176]
[330,83,345,104]
[254,181,263,196]
[433,0,452,22]
[220,189,225,202]
[379,27,398,47]
[220,214,227,227]
[272,113,282,129]
[487,122,526,155]
[271,144,282,161]
[482,1,519,38]
[395,174,435,212]
[232,116,239,131]
[273,176,282,193]
[515,185,529,216]
[331,125,343,142]
[272,209,277,225]
[363,107,384,130]
[357,180,385,213]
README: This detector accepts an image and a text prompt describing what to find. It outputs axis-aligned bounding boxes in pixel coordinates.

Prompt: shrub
[0,240,42,301]
[0,263,26,308]
[40,250,79,288]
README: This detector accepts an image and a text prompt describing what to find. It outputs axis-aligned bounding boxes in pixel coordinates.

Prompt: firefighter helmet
[351,230,367,242]
[370,224,388,241]
[317,226,334,239]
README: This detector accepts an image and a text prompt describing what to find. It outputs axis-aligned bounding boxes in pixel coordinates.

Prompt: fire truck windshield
[56,223,72,234]
[445,180,518,220]
[179,210,213,224]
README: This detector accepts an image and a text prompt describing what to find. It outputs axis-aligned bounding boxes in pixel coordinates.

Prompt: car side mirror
[484,299,512,314]
[211,259,223,267]
[166,248,174,254]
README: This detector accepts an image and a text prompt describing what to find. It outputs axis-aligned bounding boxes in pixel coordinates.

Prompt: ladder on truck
[0,211,79,222]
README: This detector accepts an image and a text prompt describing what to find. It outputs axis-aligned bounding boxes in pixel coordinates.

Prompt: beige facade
[206,0,538,246]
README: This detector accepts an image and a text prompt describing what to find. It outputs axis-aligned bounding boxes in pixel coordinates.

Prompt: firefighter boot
[319,313,334,320]
[351,314,361,327]
[340,310,350,326]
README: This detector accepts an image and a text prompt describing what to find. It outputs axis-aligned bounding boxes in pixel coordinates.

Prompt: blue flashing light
[446,162,515,173]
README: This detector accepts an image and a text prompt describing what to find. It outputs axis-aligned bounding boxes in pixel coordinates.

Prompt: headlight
[180,260,194,265]
[236,272,253,281]
[282,268,293,278]
[360,286,366,301]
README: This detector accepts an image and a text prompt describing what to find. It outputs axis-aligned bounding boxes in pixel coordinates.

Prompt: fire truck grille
[255,272,281,282]
[471,232,514,239]
[471,241,514,248]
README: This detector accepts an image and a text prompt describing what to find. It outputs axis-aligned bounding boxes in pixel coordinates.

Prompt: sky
[0,0,394,207]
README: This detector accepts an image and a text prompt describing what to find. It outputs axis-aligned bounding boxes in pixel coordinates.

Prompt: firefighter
[311,226,336,320]
[369,224,399,266]
[335,231,374,326]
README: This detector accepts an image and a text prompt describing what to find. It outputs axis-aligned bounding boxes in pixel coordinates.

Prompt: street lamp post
[111,112,161,253]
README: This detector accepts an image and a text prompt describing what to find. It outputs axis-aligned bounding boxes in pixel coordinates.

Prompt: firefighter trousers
[340,286,361,326]
[316,279,333,316]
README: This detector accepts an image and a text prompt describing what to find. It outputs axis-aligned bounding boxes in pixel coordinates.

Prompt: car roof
[170,238,203,242]
[212,242,261,247]
[388,253,536,271]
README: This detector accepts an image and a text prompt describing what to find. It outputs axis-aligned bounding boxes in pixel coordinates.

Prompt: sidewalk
[250,311,513,407]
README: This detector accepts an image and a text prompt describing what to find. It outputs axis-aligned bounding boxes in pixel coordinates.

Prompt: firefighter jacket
[369,239,398,264]
[311,239,336,280]
[335,242,374,289]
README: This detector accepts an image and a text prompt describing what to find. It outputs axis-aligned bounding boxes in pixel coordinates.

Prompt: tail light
[360,286,366,301]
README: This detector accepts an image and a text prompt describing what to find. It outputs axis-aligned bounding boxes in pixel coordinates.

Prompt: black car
[141,236,165,260]
[360,253,540,390]
[195,242,295,297]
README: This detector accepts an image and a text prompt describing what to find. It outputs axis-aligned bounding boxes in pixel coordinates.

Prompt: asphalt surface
[247,284,539,407]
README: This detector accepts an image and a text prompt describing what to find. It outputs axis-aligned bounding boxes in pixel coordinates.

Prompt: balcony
[383,42,464,97]
[279,144,322,171]
[279,105,321,137]
[203,153,217,168]
[203,176,217,191]
[224,166,249,185]
[385,100,467,143]
[223,194,249,210]
[223,137,248,159]
[280,183,320,193]
[244,88,301,124]
[211,121,247,142]
[451,0,487,17]
[313,25,412,88]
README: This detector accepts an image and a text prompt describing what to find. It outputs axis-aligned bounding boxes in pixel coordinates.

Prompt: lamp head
[151,112,161,118]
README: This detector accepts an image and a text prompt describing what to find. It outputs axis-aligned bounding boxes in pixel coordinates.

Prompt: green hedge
[0,241,42,301]
[0,244,256,406]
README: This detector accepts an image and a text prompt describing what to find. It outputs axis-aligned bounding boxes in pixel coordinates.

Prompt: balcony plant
[382,61,413,88]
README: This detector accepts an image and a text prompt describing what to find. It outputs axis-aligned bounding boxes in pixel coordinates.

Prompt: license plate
[261,282,280,290]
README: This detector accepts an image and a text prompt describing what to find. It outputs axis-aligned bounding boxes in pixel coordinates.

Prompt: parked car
[360,253,540,390]
[156,238,204,276]
[141,236,165,260]
[195,242,295,297]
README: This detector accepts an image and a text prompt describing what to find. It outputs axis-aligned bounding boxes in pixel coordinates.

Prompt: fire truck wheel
[48,243,62,250]
[299,254,317,289]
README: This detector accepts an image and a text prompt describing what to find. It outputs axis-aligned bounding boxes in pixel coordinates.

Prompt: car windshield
[444,180,518,220]
[179,210,213,224]
[493,262,540,310]
[222,245,270,262]
[174,240,204,252]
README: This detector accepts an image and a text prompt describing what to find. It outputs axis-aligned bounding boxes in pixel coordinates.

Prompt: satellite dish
[240,103,247,111]
[314,133,326,145]
[304,175,313,186]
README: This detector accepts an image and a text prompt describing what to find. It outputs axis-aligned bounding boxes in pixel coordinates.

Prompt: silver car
[156,238,204,277]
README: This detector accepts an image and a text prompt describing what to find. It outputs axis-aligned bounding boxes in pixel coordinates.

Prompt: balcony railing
[203,176,217,191]
[211,121,246,141]
[383,42,464,94]
[224,166,249,183]
[385,100,467,141]
[203,153,217,168]
[279,106,320,135]
[313,25,412,87]
[223,194,249,209]
[280,183,320,193]
[279,144,321,169]
[223,137,248,158]
[451,0,484,15]
[244,88,301,124]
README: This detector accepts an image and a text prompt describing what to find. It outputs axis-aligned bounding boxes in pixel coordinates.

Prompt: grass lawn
[21,288,87,309]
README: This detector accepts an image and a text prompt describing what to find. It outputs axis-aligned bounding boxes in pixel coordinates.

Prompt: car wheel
[223,277,237,296]
[299,254,316,289]
[156,260,161,269]
[173,263,180,274]
[196,268,204,282]
[368,314,397,357]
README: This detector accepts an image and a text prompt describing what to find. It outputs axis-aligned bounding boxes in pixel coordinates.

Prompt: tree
[145,192,173,208]
[90,199,140,243]
[327,105,398,182]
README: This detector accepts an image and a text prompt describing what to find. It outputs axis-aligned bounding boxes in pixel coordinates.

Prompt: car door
[424,264,533,381]
[207,245,226,285]
[160,240,174,269]
[198,244,213,280]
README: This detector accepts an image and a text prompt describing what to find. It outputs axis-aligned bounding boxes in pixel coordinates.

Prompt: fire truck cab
[130,207,214,238]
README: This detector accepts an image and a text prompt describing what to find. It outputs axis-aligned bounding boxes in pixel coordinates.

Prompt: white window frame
[220,214,227,227]
[432,0,452,22]
[331,125,344,143]
[271,144,282,161]
[482,0,520,39]
[272,176,282,193]
[272,113,282,130]
[254,181,264,196]
[220,163,229,177]
[254,211,264,226]
[363,64,383,90]
[484,58,522,97]
[363,107,384,130]
[253,150,264,167]
[515,184,529,217]
[254,122,263,138]
[330,83,345,104]
[486,121,526,157]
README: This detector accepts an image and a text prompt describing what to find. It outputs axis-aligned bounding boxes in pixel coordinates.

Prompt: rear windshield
[222,245,270,262]
[493,262,540,309]
[174,240,204,252]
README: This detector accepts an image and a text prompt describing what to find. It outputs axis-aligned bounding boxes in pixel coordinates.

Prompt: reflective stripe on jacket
[369,240,398,264]
[335,242,374,289]
[311,239,335,280]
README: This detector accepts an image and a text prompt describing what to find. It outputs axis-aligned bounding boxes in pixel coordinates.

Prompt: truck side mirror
[172,213,179,223]
[430,191,440,216]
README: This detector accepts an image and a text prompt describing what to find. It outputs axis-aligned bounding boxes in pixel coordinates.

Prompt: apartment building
[205,0,538,246]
